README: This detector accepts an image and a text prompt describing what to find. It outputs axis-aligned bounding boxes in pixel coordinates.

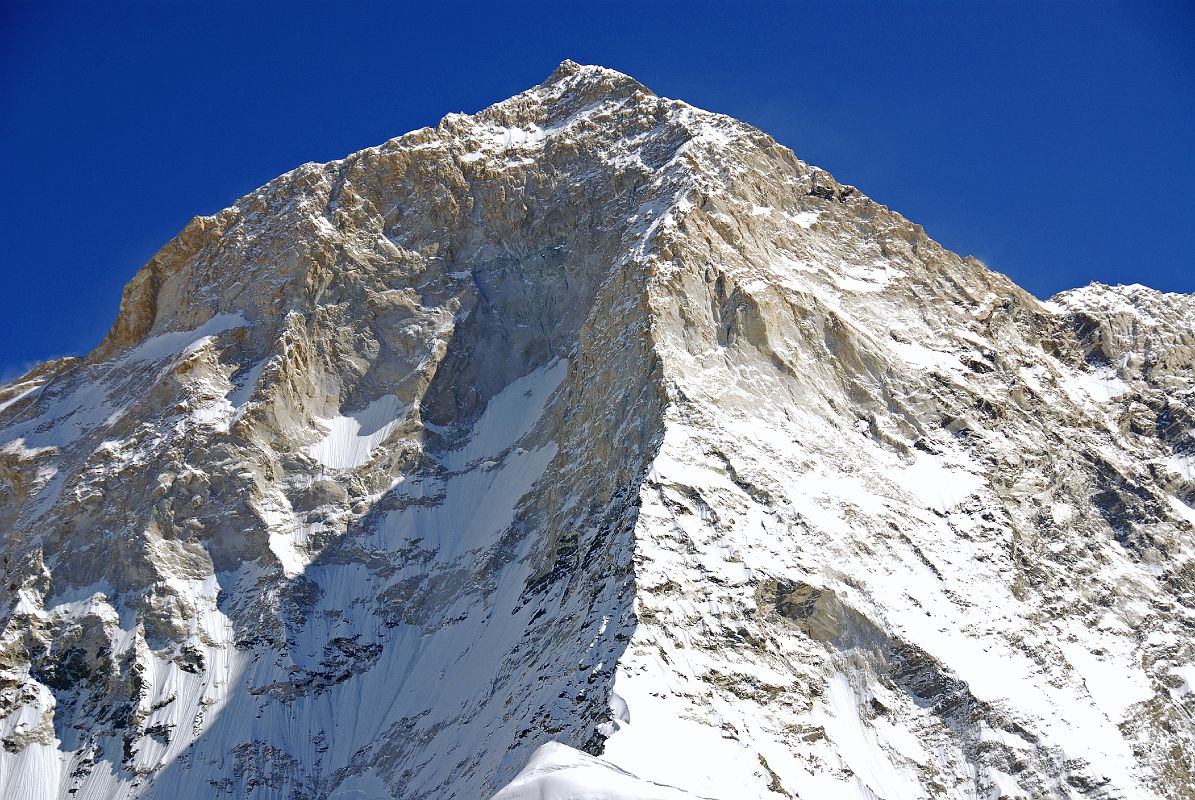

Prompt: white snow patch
[491,742,706,800]
[821,674,924,800]
[1169,664,1195,699]
[887,339,959,374]
[0,377,114,450]
[306,395,408,469]
[1167,453,1195,482]
[1056,365,1130,407]
[439,358,567,471]
[870,716,930,766]
[1074,368,1130,402]
[189,397,236,431]
[1167,494,1195,527]
[0,384,39,415]
[120,312,248,364]
[227,357,269,408]
[1059,642,1153,721]
[327,769,393,799]
[0,313,251,451]
[790,211,819,229]
[893,452,985,514]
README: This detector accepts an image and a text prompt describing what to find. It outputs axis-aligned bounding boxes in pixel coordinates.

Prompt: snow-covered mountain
[1,61,1193,800]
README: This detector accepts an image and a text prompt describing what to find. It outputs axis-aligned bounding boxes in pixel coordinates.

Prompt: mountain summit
[2,62,1193,800]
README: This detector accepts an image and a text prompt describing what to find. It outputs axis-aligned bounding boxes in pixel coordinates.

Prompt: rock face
[1,61,1193,800]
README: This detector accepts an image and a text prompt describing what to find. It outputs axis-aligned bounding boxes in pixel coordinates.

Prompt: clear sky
[2,1,1192,381]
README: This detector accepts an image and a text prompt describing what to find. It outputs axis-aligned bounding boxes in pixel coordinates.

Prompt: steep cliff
[1,62,1192,800]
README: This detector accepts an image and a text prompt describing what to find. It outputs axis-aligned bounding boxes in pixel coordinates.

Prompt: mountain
[1,60,1193,800]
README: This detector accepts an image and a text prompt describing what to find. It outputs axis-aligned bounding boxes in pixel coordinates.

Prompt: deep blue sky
[2,1,1193,381]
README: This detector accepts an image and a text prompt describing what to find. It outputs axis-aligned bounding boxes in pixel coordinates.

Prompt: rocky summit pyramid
[1,61,1193,800]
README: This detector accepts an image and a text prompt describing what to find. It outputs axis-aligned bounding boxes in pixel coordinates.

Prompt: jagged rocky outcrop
[1,61,1192,800]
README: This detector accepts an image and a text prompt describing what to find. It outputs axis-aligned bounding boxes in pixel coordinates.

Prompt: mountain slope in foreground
[1,61,1193,800]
